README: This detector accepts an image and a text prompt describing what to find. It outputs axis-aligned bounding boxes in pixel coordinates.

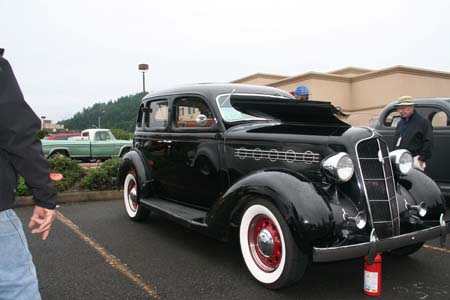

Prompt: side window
[82,132,90,140]
[95,131,110,141]
[431,111,448,127]
[383,110,401,128]
[136,104,144,128]
[146,100,168,129]
[173,97,215,129]
[416,107,450,128]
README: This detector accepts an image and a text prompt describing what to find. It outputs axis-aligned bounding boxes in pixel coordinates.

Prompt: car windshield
[216,94,267,122]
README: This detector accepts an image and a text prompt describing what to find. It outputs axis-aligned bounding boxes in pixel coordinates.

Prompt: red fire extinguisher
[364,253,382,296]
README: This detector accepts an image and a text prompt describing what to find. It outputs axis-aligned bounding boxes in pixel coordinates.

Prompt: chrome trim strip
[234,147,320,164]
[354,131,376,229]
[376,139,398,235]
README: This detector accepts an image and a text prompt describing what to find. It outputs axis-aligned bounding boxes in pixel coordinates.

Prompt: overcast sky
[2,0,450,121]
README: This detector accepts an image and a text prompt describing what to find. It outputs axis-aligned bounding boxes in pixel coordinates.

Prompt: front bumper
[313,214,450,263]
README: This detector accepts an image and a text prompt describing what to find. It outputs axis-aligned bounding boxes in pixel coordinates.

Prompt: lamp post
[138,64,149,94]
[98,110,105,128]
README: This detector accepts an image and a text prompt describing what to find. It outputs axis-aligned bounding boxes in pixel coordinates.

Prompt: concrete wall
[233,67,450,126]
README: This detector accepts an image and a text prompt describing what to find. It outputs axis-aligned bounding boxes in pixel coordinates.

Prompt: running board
[140,198,208,231]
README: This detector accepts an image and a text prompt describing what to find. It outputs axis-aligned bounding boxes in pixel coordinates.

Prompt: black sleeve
[419,119,433,161]
[0,56,57,209]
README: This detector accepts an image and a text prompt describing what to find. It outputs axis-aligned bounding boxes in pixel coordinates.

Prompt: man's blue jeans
[0,209,41,300]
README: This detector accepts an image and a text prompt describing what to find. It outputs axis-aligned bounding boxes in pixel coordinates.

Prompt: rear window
[145,100,168,129]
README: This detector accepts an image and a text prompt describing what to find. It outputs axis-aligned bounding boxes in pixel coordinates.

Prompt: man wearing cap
[294,85,310,100]
[393,96,433,171]
[0,49,57,299]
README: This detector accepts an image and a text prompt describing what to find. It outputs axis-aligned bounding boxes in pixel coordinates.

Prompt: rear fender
[117,149,153,198]
[206,169,334,253]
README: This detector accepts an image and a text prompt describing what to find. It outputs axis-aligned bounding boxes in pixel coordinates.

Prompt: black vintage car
[118,84,449,289]
[375,98,450,201]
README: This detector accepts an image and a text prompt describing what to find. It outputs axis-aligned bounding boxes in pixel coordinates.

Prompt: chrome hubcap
[130,187,137,202]
[257,229,274,257]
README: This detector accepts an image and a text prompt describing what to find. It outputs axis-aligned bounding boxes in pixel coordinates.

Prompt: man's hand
[28,206,57,240]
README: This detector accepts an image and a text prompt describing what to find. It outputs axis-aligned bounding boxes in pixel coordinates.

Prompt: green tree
[61,92,144,132]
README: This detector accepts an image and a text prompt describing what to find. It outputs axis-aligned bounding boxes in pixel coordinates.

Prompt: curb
[16,190,123,207]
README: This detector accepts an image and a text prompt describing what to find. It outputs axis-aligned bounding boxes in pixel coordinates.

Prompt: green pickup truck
[42,129,132,160]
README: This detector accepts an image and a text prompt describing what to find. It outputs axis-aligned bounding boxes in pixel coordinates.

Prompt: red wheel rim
[248,215,282,272]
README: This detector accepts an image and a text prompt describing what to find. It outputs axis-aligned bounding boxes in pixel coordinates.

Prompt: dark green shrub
[47,156,85,192]
[101,157,122,178]
[80,168,111,191]
[16,156,85,196]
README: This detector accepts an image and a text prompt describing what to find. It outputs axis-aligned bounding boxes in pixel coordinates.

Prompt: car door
[417,106,450,190]
[91,131,117,158]
[137,99,172,198]
[165,95,222,208]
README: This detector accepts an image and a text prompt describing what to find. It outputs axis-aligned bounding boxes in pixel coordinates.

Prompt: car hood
[230,94,350,127]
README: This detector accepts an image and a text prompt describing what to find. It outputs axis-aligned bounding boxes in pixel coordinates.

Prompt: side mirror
[196,114,207,126]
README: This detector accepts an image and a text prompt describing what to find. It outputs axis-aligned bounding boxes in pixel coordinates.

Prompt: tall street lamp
[98,110,105,128]
[138,63,149,94]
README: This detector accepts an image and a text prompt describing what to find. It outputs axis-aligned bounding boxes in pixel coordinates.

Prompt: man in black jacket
[0,49,58,299]
[393,95,433,171]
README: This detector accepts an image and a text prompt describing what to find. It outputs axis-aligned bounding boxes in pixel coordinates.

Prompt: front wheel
[239,199,308,289]
[123,171,149,221]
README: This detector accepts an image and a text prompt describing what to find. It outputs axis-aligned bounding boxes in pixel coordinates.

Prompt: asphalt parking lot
[16,200,450,300]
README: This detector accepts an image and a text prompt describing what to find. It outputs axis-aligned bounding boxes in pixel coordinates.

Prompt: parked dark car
[118,84,449,289]
[375,98,450,200]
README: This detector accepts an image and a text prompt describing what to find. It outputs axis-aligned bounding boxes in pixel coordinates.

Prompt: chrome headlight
[321,152,355,183]
[389,149,413,175]
[342,210,367,229]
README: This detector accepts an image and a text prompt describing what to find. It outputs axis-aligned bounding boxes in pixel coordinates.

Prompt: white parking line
[424,244,450,254]
[56,212,159,299]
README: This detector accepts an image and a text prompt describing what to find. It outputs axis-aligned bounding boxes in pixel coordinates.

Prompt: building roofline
[268,72,352,87]
[351,65,450,82]
[327,66,374,75]
[230,73,288,83]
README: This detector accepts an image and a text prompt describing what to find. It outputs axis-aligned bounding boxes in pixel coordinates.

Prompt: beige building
[41,119,65,132]
[231,66,450,125]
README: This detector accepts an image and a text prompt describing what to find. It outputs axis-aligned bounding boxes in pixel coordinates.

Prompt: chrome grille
[356,138,400,239]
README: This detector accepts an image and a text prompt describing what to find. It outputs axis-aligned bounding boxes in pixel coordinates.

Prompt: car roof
[142,83,293,102]
[385,97,450,109]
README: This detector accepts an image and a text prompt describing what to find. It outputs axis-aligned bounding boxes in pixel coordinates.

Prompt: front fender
[206,169,333,253]
[117,149,153,198]
[398,169,446,221]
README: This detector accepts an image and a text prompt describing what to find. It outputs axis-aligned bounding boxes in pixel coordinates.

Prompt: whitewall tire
[123,171,149,221]
[239,199,308,289]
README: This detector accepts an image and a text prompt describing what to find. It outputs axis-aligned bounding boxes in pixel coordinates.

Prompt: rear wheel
[239,199,308,289]
[50,151,69,158]
[123,170,149,221]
